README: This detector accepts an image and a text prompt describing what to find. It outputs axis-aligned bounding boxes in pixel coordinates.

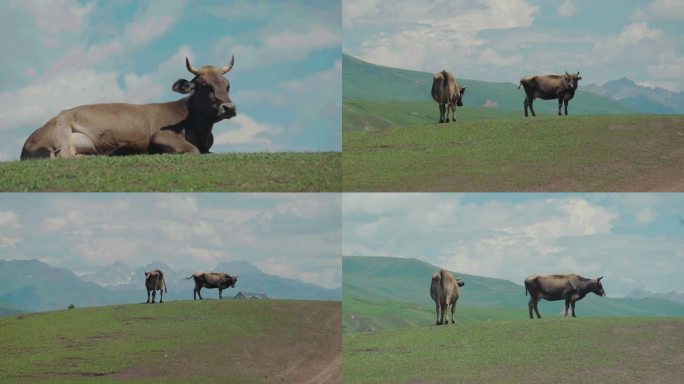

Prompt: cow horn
[186,57,200,76]
[218,55,234,74]
[565,71,570,75]
[577,71,580,76]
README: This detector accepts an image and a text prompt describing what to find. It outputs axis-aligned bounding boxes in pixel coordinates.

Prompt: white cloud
[13,0,94,36]
[154,195,199,220]
[634,0,684,21]
[557,0,576,17]
[634,207,657,226]
[213,114,283,150]
[0,69,125,131]
[478,48,522,67]
[0,211,20,227]
[0,235,22,247]
[217,25,339,69]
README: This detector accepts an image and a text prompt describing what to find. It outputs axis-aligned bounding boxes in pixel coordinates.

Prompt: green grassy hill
[342,115,684,191]
[343,256,684,333]
[342,53,638,118]
[0,300,340,383]
[0,152,340,192]
[343,317,684,384]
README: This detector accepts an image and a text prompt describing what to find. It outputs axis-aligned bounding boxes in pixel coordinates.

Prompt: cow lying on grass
[21,56,237,159]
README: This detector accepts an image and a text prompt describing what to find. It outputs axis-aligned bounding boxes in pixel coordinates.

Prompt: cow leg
[450,301,456,324]
[219,289,223,299]
[528,97,537,117]
[564,299,571,317]
[435,302,441,325]
[159,288,163,303]
[151,289,156,304]
[438,104,445,123]
[528,298,534,319]
[150,131,201,155]
[523,97,528,117]
[564,99,569,115]
[571,301,576,317]
[147,289,150,304]
[557,98,563,116]
[532,298,542,319]
[197,287,203,300]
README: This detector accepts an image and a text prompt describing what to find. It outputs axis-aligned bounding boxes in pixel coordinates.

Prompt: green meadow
[342,54,684,192]
[0,300,340,383]
[0,152,340,192]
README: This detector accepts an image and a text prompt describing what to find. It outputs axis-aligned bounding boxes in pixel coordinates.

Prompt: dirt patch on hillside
[109,301,341,384]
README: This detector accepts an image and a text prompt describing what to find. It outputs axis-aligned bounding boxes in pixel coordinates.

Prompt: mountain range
[584,77,684,114]
[0,259,340,314]
[343,256,684,332]
[343,54,683,117]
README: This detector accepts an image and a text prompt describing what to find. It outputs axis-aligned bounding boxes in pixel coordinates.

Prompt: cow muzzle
[218,103,236,119]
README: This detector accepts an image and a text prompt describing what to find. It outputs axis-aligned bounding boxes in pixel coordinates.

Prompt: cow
[431,70,466,123]
[430,269,464,325]
[524,274,605,319]
[518,72,582,117]
[20,56,237,159]
[145,269,167,304]
[186,272,238,300]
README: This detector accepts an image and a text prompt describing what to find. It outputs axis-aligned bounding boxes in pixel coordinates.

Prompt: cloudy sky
[0,193,341,289]
[0,0,340,161]
[342,193,684,297]
[343,0,684,91]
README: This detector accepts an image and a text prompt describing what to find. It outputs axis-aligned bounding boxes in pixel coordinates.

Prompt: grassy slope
[343,256,684,333]
[342,53,637,115]
[343,115,684,191]
[0,300,340,384]
[0,152,340,192]
[343,317,684,384]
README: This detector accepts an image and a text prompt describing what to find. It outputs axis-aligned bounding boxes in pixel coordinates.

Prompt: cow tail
[517,81,522,90]
[163,278,167,293]
[185,275,193,279]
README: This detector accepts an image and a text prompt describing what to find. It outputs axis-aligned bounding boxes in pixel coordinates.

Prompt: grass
[342,115,684,191]
[0,300,340,383]
[0,152,340,192]
[343,317,684,384]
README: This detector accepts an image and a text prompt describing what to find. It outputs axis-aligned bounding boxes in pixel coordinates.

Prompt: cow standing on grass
[525,274,605,319]
[21,56,237,159]
[145,269,167,304]
[430,269,465,325]
[187,272,238,300]
[518,72,582,117]
[431,70,466,123]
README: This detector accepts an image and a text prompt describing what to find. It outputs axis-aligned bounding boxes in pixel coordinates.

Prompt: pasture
[0,300,341,383]
[343,317,684,384]
[342,114,684,191]
[0,152,340,192]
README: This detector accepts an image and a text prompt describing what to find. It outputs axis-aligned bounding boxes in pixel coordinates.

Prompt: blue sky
[342,193,684,297]
[0,0,341,161]
[0,193,341,289]
[343,0,684,91]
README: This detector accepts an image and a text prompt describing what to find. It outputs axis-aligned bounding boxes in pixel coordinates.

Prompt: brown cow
[518,72,582,116]
[430,269,464,325]
[525,274,605,319]
[145,269,167,304]
[21,56,236,159]
[431,70,466,123]
[186,272,238,300]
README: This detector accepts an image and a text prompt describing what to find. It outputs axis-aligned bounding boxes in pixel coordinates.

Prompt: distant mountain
[0,259,113,312]
[0,259,339,313]
[216,260,341,300]
[628,289,684,304]
[343,54,637,116]
[343,256,684,332]
[584,77,684,114]
[80,261,136,286]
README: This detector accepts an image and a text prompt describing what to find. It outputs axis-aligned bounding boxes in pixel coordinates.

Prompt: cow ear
[172,79,195,94]
[597,276,603,282]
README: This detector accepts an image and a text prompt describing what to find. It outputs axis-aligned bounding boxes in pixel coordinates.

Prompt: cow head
[563,71,582,91]
[593,276,606,297]
[456,278,465,287]
[172,56,236,122]
[457,87,466,107]
[230,275,238,288]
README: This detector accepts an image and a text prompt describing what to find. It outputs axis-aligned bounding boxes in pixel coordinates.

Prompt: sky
[342,193,684,297]
[0,0,341,161]
[0,193,341,289]
[343,0,684,92]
